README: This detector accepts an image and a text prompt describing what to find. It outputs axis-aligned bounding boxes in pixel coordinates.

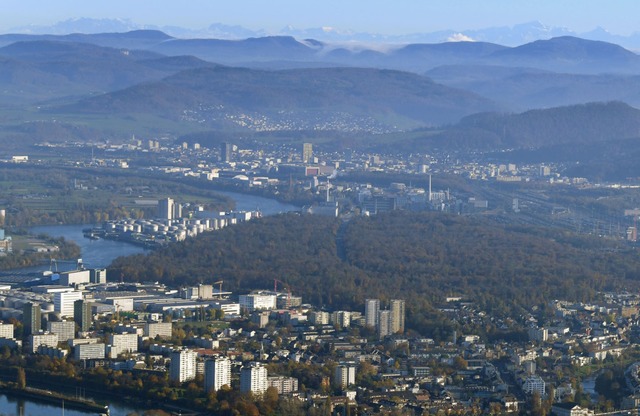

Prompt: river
[0,393,143,416]
[0,191,298,415]
[28,190,300,270]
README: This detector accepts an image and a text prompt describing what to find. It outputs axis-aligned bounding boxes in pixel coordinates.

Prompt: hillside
[489,36,640,73]
[57,66,499,129]
[387,102,640,154]
[427,65,640,110]
[0,40,216,105]
[109,212,640,336]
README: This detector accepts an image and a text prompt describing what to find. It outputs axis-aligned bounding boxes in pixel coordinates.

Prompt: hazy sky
[2,0,639,34]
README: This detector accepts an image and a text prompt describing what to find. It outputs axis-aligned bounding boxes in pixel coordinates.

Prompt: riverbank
[0,383,109,414]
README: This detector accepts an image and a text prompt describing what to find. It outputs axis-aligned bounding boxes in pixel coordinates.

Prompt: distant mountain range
[1,27,640,176]
[2,30,640,75]
[8,18,640,50]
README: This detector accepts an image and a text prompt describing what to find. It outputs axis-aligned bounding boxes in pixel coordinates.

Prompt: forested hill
[409,101,640,152]
[109,212,640,334]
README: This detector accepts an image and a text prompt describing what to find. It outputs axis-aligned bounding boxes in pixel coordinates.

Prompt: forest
[109,211,640,338]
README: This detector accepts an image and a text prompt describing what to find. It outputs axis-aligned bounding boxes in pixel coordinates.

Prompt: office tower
[364,299,380,328]
[170,349,198,383]
[158,198,175,220]
[240,362,268,395]
[53,291,83,318]
[334,365,356,388]
[205,356,231,392]
[221,142,233,163]
[390,299,406,334]
[302,142,313,163]
[377,310,391,340]
[74,299,93,332]
[23,302,41,335]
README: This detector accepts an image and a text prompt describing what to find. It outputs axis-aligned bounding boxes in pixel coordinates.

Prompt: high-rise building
[204,356,231,392]
[170,349,198,383]
[108,333,138,358]
[23,302,41,336]
[389,299,406,334]
[74,299,93,332]
[221,142,233,163]
[54,291,83,318]
[47,320,75,342]
[334,365,356,388]
[377,310,391,340]
[240,362,268,396]
[302,143,313,163]
[364,299,380,328]
[158,198,175,220]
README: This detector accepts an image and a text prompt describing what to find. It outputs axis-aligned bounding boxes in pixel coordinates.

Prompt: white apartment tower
[389,299,405,334]
[378,310,391,340]
[240,362,268,396]
[170,349,198,383]
[204,356,231,392]
[364,299,380,328]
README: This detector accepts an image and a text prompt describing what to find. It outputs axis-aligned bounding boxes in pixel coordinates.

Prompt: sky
[1,0,639,35]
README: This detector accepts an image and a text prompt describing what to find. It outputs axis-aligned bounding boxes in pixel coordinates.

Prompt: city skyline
[2,0,640,36]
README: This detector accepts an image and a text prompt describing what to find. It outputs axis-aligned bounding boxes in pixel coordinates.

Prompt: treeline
[109,212,640,337]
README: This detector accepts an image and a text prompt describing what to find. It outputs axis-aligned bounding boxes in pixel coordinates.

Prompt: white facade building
[0,323,13,339]
[53,291,83,318]
[29,333,58,354]
[239,294,276,311]
[240,362,268,395]
[170,349,197,383]
[145,322,172,339]
[204,356,231,392]
[108,333,138,358]
[74,343,105,360]
[267,376,299,394]
[522,375,546,396]
[59,270,91,286]
[364,299,380,328]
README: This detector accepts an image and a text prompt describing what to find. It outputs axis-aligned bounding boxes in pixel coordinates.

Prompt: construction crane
[213,280,224,299]
[49,258,85,272]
